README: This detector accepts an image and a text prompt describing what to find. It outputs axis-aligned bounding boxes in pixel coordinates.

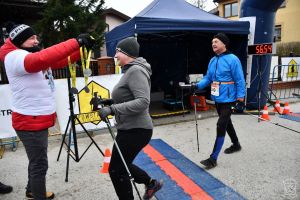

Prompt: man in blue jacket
[194,33,245,169]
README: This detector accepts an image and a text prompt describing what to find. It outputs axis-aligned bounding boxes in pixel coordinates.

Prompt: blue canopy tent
[105,0,250,101]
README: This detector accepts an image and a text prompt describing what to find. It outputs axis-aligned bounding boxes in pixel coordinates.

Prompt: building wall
[216,0,300,44]
[100,14,129,57]
[275,0,300,43]
[105,15,127,32]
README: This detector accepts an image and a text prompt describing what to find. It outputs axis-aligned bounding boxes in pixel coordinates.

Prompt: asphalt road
[1,102,299,200]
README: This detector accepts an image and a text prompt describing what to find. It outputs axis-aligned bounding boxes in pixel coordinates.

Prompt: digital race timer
[248,43,273,55]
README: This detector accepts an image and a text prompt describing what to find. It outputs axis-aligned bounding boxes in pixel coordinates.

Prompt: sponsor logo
[9,24,29,40]
[0,109,12,116]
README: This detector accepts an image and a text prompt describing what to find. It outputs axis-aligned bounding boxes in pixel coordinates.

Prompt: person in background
[98,37,163,200]
[193,33,245,169]
[0,182,13,194]
[0,23,94,199]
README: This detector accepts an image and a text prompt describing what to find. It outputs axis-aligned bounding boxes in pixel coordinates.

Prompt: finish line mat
[279,113,300,122]
[134,139,245,200]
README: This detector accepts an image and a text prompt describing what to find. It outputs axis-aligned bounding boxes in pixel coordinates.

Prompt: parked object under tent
[105,0,250,114]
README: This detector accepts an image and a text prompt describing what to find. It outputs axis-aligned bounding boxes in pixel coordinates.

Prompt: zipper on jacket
[214,57,219,81]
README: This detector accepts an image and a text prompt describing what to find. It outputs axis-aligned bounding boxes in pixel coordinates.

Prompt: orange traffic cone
[273,100,281,113]
[100,148,111,174]
[261,105,270,121]
[282,102,290,115]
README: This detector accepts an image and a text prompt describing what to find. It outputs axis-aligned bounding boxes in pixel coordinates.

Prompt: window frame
[224,1,238,18]
[274,24,282,42]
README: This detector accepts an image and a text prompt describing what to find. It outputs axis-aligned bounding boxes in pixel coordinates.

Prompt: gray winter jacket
[110,57,153,130]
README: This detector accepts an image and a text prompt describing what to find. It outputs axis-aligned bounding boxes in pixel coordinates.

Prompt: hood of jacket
[0,39,18,62]
[122,57,152,78]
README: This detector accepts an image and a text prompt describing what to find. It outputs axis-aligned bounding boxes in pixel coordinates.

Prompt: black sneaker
[224,143,241,154]
[26,191,55,199]
[200,157,217,169]
[0,182,13,194]
[143,179,163,200]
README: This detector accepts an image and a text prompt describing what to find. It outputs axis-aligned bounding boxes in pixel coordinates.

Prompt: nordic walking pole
[231,102,300,134]
[180,82,200,152]
[104,117,142,200]
[243,110,300,134]
[193,93,200,152]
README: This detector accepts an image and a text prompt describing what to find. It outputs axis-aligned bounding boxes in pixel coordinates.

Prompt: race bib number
[211,83,219,96]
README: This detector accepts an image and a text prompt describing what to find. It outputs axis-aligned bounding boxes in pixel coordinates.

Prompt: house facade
[213,0,300,44]
[100,8,130,57]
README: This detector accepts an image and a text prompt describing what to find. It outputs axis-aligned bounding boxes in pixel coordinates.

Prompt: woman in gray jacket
[98,37,163,200]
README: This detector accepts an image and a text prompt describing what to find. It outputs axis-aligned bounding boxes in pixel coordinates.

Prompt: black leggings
[215,102,239,144]
[211,103,239,160]
[109,128,152,200]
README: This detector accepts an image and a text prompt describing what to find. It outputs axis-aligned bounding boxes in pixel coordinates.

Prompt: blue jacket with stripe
[196,52,245,103]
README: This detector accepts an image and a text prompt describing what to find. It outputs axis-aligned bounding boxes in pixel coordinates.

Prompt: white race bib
[211,83,219,96]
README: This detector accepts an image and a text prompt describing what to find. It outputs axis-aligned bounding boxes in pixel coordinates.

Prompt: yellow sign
[76,80,110,125]
[76,111,100,124]
[287,59,298,78]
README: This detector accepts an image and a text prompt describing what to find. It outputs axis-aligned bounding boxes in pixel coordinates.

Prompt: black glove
[99,99,114,106]
[98,106,114,121]
[76,33,95,49]
[191,82,197,93]
[232,101,245,113]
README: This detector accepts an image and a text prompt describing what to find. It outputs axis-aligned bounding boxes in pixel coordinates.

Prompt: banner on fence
[270,56,279,81]
[55,74,122,134]
[0,84,17,139]
[0,74,123,139]
[281,57,300,81]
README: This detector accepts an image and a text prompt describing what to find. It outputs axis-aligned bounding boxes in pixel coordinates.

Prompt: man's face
[21,35,39,48]
[212,38,226,55]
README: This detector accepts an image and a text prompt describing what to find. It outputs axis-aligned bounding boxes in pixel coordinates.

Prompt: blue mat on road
[134,139,245,200]
[279,113,300,122]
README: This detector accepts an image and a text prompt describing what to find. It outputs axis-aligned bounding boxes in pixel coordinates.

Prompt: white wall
[101,15,129,57]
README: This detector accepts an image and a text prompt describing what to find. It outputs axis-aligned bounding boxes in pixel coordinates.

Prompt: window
[274,25,282,42]
[224,2,238,18]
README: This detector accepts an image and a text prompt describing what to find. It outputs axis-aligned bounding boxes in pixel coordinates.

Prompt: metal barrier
[269,64,300,100]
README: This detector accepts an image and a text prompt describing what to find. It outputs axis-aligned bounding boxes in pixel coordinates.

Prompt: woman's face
[114,50,129,67]
[21,35,39,48]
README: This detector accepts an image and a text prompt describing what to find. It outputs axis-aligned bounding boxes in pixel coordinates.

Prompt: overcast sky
[104,0,217,17]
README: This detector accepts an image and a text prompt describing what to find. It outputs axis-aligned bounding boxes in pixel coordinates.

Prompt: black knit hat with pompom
[7,23,36,47]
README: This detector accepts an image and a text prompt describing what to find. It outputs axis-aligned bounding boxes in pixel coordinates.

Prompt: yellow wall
[275,0,300,43]
[216,0,300,43]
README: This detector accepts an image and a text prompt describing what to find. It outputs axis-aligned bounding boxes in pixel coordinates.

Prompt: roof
[102,8,130,21]
[0,0,44,25]
[135,0,226,21]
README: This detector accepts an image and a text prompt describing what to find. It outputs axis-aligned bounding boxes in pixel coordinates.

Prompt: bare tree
[186,0,208,9]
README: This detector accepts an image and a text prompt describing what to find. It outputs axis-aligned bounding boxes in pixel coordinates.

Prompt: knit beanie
[116,37,140,58]
[9,24,36,47]
[213,33,229,47]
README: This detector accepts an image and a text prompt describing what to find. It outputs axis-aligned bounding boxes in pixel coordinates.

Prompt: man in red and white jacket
[0,23,94,200]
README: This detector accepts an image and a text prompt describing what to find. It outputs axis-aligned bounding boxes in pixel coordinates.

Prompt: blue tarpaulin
[105,0,250,97]
[105,0,249,56]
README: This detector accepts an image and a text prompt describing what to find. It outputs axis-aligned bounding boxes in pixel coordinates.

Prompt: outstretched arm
[24,39,80,73]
